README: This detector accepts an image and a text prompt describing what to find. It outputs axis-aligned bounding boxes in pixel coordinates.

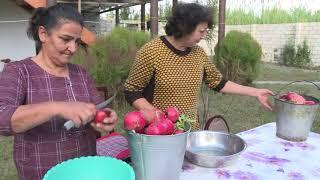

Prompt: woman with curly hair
[124,3,273,131]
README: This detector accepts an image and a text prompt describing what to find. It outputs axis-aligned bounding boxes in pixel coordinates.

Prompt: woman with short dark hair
[124,3,273,131]
[0,5,118,180]
[165,3,213,38]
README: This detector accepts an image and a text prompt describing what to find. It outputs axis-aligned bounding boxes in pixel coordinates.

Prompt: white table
[180,122,320,180]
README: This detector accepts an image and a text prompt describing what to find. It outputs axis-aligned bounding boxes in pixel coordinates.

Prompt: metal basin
[185,131,246,168]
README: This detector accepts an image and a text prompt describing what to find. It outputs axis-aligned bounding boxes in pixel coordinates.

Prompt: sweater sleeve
[0,63,26,136]
[201,49,228,92]
[124,43,156,105]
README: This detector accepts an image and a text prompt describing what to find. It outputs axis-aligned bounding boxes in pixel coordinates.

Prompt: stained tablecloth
[180,122,320,180]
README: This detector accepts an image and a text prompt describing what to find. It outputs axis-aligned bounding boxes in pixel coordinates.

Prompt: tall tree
[218,0,226,45]
[141,3,146,31]
[150,0,158,37]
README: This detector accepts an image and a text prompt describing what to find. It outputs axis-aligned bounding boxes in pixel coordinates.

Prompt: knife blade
[64,93,117,130]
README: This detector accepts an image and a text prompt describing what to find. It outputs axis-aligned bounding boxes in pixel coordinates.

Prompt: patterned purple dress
[0,58,103,180]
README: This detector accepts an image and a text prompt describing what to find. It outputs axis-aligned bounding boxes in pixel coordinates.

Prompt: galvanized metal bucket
[274,80,320,141]
[128,123,190,180]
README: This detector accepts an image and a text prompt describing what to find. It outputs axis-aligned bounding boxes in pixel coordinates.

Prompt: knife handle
[64,120,75,130]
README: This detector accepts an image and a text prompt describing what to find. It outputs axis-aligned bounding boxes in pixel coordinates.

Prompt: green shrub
[281,40,296,66]
[281,39,311,68]
[72,27,150,95]
[295,40,311,67]
[214,30,262,85]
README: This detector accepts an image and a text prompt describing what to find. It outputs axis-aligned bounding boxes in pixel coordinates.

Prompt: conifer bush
[214,30,262,85]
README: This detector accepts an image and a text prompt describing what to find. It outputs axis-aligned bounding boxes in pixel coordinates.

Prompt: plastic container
[43,156,134,180]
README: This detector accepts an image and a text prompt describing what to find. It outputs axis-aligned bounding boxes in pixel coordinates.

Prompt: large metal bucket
[128,123,190,180]
[274,80,320,141]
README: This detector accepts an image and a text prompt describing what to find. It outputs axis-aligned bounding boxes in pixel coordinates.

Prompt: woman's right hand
[56,102,96,128]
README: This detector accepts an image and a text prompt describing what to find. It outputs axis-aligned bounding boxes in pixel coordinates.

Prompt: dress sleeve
[202,50,228,92]
[124,44,155,104]
[0,63,26,136]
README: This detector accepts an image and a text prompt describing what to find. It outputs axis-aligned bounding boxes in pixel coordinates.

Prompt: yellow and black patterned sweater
[124,36,227,130]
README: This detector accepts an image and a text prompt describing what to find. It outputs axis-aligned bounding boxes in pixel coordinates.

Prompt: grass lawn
[257,63,320,81]
[203,84,320,134]
[1,63,319,179]
[0,136,15,180]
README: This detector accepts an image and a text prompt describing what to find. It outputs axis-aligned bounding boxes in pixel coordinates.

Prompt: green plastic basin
[43,156,134,180]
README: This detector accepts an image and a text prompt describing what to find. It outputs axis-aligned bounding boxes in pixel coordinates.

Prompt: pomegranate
[304,100,316,105]
[160,118,175,135]
[280,92,306,104]
[124,111,146,131]
[288,92,305,104]
[174,129,184,134]
[140,109,165,124]
[145,122,166,135]
[94,110,107,123]
[166,107,180,123]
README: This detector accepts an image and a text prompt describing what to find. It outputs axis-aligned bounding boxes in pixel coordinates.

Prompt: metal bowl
[185,131,246,168]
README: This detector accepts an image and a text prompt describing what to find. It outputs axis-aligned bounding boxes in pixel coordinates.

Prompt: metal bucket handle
[275,80,320,97]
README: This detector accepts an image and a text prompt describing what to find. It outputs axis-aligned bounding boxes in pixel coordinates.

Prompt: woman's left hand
[255,89,275,111]
[91,108,118,133]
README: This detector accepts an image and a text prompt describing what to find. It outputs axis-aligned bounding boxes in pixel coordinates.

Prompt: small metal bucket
[128,123,190,180]
[274,80,320,141]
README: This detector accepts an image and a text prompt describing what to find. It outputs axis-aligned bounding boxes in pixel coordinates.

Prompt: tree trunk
[150,0,158,37]
[218,0,226,46]
[141,3,146,31]
[115,9,120,27]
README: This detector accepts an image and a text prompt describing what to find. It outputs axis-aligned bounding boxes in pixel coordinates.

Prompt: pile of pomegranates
[123,107,189,135]
[279,92,317,105]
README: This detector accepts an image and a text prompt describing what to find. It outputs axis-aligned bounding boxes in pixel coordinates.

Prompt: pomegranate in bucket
[275,91,319,142]
[124,107,193,180]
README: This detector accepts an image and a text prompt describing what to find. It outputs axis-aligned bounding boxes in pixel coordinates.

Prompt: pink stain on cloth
[243,152,290,166]
[215,169,231,178]
[214,169,258,180]
[280,141,316,151]
[244,138,262,147]
[312,167,320,176]
[96,132,130,160]
[288,172,305,180]
[182,161,196,172]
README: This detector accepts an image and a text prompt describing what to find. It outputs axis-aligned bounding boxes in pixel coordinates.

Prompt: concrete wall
[158,22,320,66]
[226,23,320,66]
[0,0,36,62]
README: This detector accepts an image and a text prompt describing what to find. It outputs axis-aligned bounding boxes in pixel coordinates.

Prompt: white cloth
[180,122,320,180]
